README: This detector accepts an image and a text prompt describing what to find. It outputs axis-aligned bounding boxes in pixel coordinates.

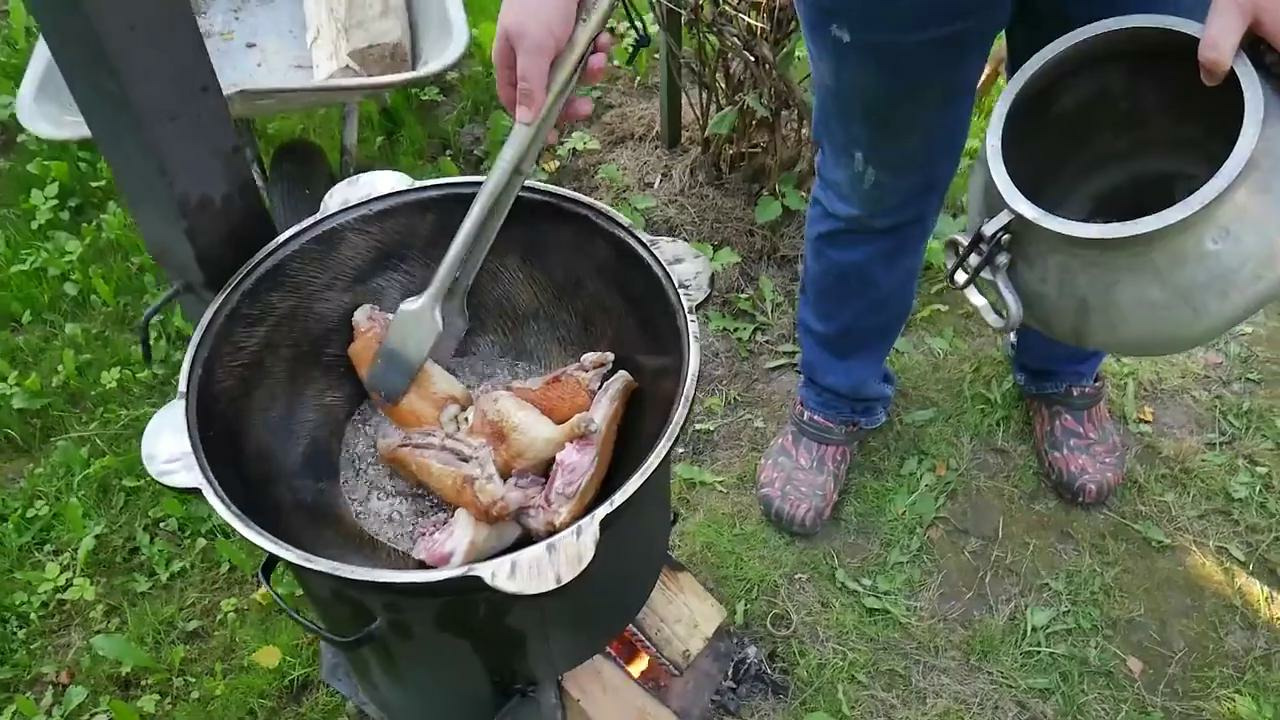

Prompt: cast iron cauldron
[948,15,1280,355]
[139,171,711,719]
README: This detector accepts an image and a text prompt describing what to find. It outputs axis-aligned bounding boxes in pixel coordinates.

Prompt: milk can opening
[994,20,1260,232]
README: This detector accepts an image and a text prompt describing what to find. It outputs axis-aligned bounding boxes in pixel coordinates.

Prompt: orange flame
[624,651,651,679]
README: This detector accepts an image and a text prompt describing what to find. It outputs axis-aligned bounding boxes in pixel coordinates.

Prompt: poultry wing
[506,352,614,423]
[412,507,525,568]
[377,428,546,524]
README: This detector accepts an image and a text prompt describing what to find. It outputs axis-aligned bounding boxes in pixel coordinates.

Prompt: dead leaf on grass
[925,524,944,542]
[1125,655,1145,679]
[1136,405,1155,423]
[934,460,948,476]
[251,644,283,669]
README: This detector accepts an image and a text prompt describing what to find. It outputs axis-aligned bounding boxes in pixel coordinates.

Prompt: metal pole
[26,0,278,319]
[657,0,683,150]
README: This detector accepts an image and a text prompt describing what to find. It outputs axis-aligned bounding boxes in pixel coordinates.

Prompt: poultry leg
[348,304,472,430]
[519,370,637,537]
[464,390,596,478]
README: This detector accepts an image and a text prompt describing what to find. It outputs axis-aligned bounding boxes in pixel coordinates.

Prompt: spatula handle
[431,0,616,304]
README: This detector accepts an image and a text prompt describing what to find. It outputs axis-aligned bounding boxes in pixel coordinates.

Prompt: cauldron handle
[639,234,712,310]
[141,398,205,492]
[943,209,1024,333]
[476,517,602,595]
[259,555,382,649]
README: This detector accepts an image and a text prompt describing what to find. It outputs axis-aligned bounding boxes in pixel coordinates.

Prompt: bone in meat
[377,427,545,523]
[507,352,615,423]
[412,508,524,569]
[464,391,596,478]
[348,304,472,430]
[518,370,637,537]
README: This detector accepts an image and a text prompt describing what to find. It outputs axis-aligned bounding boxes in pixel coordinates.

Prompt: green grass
[0,2,511,717]
[675,308,1280,718]
[0,11,345,720]
[3,3,1279,719]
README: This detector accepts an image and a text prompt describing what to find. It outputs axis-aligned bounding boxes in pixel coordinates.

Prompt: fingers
[582,33,614,87]
[494,30,613,128]
[512,40,609,125]
[514,42,554,124]
[558,96,595,125]
[579,50,610,87]
[493,31,519,118]
[593,32,615,56]
[1254,4,1280,60]
[1200,0,1250,86]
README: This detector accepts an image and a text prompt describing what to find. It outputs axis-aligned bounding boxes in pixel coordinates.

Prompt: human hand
[1199,0,1280,85]
[493,0,614,129]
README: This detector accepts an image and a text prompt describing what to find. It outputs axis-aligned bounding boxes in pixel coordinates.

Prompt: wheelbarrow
[15,0,470,228]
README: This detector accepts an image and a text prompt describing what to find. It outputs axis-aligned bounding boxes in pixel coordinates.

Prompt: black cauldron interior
[188,182,689,570]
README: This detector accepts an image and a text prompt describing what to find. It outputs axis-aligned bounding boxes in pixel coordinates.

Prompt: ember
[625,652,650,679]
[711,637,790,716]
[605,626,674,694]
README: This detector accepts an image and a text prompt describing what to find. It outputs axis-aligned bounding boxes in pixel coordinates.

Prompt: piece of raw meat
[348,304,472,431]
[463,390,596,478]
[412,508,524,568]
[377,427,545,523]
[507,352,615,423]
[518,370,637,537]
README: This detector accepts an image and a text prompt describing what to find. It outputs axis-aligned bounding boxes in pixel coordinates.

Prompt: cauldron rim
[986,14,1264,240]
[175,177,701,586]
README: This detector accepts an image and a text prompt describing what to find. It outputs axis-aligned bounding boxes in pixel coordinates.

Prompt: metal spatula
[364,0,615,405]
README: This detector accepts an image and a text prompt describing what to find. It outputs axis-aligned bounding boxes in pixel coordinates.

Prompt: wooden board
[303,0,413,81]
[562,656,676,720]
[633,564,727,671]
[659,627,738,720]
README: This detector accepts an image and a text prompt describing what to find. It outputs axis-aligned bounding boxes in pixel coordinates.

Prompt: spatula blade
[428,293,470,365]
[364,300,445,405]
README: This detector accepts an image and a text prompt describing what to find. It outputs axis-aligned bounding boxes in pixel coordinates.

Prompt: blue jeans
[794,0,1210,428]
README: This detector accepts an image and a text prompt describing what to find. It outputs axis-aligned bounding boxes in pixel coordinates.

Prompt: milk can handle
[943,209,1024,333]
[258,555,382,649]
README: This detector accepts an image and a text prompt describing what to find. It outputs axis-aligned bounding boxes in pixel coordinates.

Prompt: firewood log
[303,0,413,81]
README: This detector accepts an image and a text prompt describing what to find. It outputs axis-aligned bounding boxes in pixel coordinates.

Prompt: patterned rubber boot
[756,401,865,535]
[1026,380,1125,506]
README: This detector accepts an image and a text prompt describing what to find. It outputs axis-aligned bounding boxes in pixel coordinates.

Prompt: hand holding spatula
[364,0,617,405]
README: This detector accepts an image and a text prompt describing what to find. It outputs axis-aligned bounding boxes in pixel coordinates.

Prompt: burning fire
[606,627,672,691]
[624,651,651,679]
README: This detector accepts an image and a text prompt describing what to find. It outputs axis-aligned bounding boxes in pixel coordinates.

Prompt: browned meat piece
[507,352,614,423]
[377,427,545,523]
[412,508,525,569]
[518,370,637,537]
[348,304,472,431]
[463,391,596,478]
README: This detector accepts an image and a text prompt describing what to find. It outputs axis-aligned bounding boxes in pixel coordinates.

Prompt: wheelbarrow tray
[15,0,469,142]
